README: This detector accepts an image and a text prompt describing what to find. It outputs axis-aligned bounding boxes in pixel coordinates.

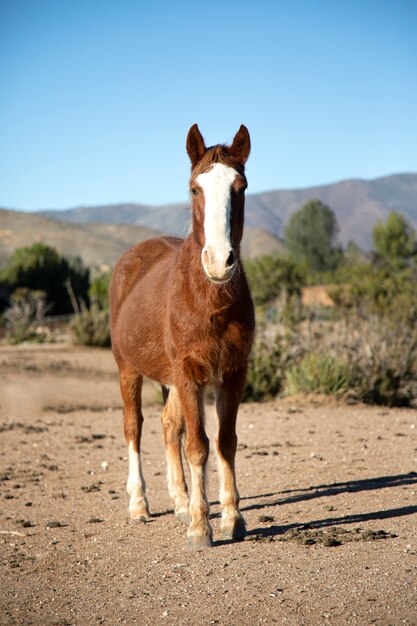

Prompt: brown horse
[110,124,255,548]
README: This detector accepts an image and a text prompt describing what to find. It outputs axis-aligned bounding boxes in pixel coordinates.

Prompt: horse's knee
[124,411,144,444]
[186,431,209,466]
[217,430,237,459]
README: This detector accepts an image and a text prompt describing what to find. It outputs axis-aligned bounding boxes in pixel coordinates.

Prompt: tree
[373,212,417,265]
[284,200,342,272]
[244,255,305,307]
[0,243,90,314]
[89,272,112,309]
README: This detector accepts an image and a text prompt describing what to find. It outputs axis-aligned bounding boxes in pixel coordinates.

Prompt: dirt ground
[1,343,416,626]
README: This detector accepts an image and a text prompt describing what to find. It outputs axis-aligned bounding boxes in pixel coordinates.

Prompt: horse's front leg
[119,367,150,521]
[215,369,247,541]
[176,377,212,549]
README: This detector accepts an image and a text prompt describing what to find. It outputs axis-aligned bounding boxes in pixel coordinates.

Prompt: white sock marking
[127,440,143,496]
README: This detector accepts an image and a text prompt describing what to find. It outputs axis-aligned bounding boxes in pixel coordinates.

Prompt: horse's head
[186,124,250,284]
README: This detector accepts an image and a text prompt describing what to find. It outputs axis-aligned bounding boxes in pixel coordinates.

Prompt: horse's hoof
[175,509,192,526]
[221,515,246,541]
[187,533,213,549]
[129,507,151,522]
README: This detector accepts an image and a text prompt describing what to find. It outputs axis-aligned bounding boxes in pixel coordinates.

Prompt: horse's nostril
[226,250,235,267]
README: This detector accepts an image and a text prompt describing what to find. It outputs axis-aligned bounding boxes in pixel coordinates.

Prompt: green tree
[244,255,305,307]
[0,243,90,314]
[373,212,417,265]
[89,272,112,309]
[284,200,342,272]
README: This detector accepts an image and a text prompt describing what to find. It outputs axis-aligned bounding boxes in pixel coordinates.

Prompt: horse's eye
[239,186,247,195]
[191,188,199,196]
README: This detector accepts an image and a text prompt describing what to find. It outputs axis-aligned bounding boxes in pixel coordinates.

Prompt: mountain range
[39,173,417,251]
[1,173,416,270]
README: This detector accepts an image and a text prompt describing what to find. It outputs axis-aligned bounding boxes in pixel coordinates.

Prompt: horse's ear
[186,124,206,167]
[230,125,251,165]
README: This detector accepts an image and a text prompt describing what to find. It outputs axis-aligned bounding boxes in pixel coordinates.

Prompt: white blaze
[196,163,238,256]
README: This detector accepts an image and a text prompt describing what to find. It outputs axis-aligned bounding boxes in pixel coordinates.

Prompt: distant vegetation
[0,243,111,346]
[244,255,305,309]
[70,301,111,348]
[243,206,417,406]
[3,289,50,344]
[0,243,89,315]
[284,199,343,272]
[2,205,417,406]
[69,272,112,347]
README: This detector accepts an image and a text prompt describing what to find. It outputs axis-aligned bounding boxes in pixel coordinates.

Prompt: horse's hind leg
[215,370,247,541]
[161,386,190,525]
[119,366,150,521]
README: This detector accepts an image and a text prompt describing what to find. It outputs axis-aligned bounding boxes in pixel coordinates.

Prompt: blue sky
[1,0,416,210]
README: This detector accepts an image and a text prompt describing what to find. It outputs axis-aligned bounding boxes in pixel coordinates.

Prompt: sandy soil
[0,343,416,626]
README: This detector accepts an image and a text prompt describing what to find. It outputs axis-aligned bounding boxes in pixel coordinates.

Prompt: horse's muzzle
[201,247,236,284]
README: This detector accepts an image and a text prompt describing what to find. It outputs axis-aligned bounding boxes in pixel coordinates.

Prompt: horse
[109,124,255,548]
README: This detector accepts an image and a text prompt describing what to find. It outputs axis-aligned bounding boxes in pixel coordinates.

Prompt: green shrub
[286,352,355,397]
[4,289,50,344]
[70,303,110,347]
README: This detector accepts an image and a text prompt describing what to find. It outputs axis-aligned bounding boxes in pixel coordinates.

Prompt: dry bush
[70,302,110,348]
[297,315,417,406]
[245,309,417,406]
[4,289,50,344]
[342,316,417,406]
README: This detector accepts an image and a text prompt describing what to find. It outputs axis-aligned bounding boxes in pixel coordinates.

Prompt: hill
[0,210,284,269]
[39,173,417,250]
[0,210,160,271]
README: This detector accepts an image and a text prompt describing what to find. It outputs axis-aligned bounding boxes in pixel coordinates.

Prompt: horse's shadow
[237,470,417,540]
[241,471,417,511]
[152,471,417,541]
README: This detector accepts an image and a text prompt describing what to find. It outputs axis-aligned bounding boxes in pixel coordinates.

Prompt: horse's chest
[169,311,252,385]
[171,309,234,349]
